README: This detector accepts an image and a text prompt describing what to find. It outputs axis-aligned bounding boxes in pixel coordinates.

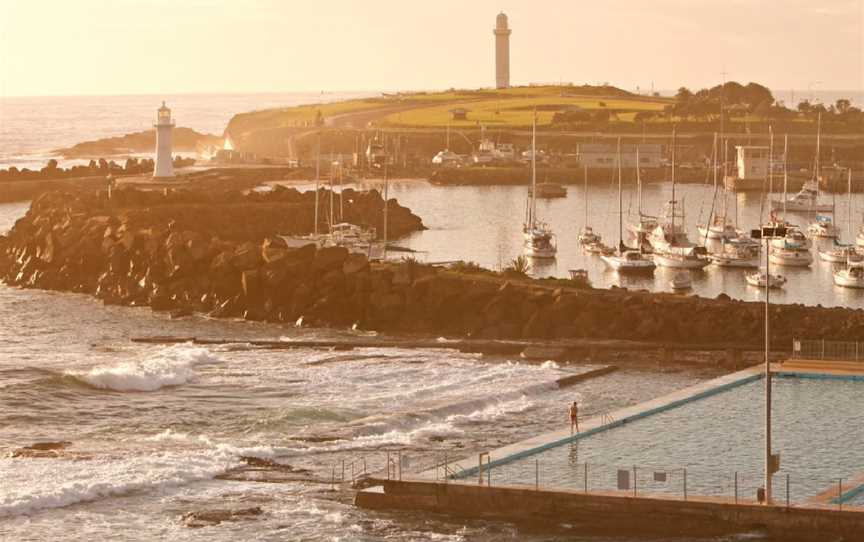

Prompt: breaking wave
[65,345,221,392]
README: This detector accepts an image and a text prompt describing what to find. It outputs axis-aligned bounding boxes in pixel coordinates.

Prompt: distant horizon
[1,1,861,97]
[2,85,862,102]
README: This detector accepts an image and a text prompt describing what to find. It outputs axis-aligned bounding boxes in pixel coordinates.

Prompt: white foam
[540,360,560,369]
[67,345,220,392]
[0,451,238,519]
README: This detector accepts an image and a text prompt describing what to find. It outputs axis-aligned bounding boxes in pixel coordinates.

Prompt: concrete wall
[357,479,863,540]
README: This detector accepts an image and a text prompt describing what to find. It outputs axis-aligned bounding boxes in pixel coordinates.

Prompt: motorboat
[746,270,787,289]
[771,181,833,213]
[807,214,840,239]
[709,238,760,268]
[530,182,567,198]
[770,228,812,250]
[833,260,864,288]
[670,272,692,290]
[768,243,813,267]
[653,246,710,269]
[818,241,861,264]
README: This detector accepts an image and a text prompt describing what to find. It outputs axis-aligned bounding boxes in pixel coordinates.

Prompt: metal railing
[791,338,864,362]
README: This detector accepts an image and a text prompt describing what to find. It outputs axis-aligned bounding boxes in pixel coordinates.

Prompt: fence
[404,450,864,511]
[791,338,864,362]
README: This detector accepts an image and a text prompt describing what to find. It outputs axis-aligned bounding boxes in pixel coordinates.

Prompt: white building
[735,145,770,179]
[493,13,511,89]
[153,102,175,178]
[577,144,664,169]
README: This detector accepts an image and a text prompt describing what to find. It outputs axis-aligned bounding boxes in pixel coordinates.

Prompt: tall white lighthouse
[493,12,511,89]
[153,101,175,178]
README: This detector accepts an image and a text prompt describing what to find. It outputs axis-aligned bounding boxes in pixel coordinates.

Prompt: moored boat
[746,270,787,289]
[833,259,864,289]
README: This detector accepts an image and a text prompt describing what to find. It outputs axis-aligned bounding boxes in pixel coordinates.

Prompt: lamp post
[753,223,785,505]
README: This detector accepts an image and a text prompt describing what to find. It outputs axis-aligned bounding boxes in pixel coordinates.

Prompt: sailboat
[523,114,557,259]
[765,131,813,267]
[698,135,737,240]
[625,148,657,252]
[651,129,709,269]
[600,139,656,274]
[578,164,602,246]
[819,169,862,263]
[771,114,832,213]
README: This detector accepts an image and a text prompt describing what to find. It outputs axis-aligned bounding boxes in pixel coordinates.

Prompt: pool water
[485,376,864,505]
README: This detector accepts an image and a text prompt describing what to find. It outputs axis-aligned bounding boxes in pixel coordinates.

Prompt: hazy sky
[1,0,862,97]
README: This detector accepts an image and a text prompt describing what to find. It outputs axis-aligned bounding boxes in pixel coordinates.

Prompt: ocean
[0,91,375,170]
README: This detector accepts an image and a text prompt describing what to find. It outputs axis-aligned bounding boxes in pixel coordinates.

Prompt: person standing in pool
[569,401,579,434]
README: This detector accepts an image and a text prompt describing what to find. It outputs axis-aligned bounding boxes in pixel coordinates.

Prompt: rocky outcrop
[53,127,220,158]
[2,186,864,346]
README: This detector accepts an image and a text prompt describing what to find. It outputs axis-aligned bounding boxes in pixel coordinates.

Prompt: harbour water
[295,178,864,309]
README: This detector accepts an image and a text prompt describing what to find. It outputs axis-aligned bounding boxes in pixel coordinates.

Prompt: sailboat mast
[531,113,537,229]
[383,136,389,259]
[617,137,623,251]
[636,148,642,217]
[849,168,853,242]
[314,135,321,237]
[783,134,788,218]
[815,113,822,186]
[584,164,589,228]
[671,128,677,229]
[329,154,334,232]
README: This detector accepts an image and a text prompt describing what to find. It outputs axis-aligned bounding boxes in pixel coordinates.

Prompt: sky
[0,0,862,97]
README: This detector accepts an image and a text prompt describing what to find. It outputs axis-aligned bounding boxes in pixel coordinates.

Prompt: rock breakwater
[1,186,863,346]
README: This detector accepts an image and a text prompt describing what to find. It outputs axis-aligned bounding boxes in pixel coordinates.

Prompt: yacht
[600,139,656,275]
[769,242,813,267]
[771,115,831,213]
[709,237,760,268]
[698,215,739,241]
[531,182,567,198]
[523,114,557,259]
[806,214,840,239]
[833,259,864,289]
[819,243,862,263]
[654,245,710,269]
[746,270,787,289]
[698,134,738,241]
[626,149,658,252]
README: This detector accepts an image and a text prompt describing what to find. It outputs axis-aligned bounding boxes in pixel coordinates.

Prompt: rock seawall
[1,187,863,346]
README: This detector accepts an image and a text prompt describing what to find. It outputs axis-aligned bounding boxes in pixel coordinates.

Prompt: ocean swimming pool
[475,374,864,505]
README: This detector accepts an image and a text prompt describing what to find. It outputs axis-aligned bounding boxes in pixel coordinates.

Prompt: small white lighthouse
[153,101,175,178]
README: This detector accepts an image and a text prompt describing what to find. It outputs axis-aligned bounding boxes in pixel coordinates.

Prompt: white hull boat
[807,216,840,239]
[601,250,656,274]
[653,248,710,269]
[834,264,864,288]
[833,256,864,288]
[768,247,813,267]
[857,230,864,248]
[818,244,861,263]
[746,271,787,289]
[698,221,739,241]
[670,271,692,290]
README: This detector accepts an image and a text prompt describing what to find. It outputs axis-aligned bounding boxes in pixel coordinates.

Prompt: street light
[751,223,786,505]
